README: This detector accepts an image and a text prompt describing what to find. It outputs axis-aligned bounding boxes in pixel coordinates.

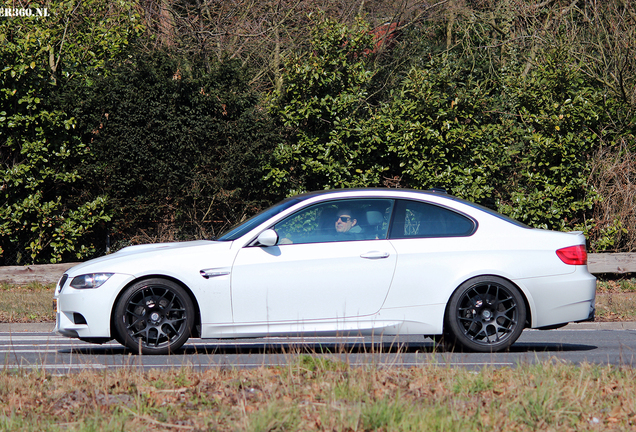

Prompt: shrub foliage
[2,0,636,263]
[0,0,142,264]
[267,18,620,246]
[73,53,279,244]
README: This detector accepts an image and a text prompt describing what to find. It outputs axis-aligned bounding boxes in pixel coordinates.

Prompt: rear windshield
[448,196,529,228]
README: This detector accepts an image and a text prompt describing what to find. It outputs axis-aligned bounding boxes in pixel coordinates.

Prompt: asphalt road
[2,322,636,373]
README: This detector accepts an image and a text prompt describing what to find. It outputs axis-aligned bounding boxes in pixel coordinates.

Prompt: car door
[382,198,478,309]
[230,198,397,323]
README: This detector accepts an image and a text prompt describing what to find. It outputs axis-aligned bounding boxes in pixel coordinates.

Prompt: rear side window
[389,200,476,239]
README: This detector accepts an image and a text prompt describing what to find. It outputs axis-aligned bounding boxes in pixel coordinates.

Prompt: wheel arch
[109,274,202,340]
[442,274,532,333]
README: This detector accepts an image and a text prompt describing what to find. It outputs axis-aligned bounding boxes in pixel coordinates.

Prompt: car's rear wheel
[446,276,526,352]
[114,278,194,355]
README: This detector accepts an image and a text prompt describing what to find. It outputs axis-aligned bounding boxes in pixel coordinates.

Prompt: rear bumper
[576,305,596,323]
[517,266,596,328]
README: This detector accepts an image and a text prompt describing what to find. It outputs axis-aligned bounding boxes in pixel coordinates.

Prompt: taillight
[556,245,587,265]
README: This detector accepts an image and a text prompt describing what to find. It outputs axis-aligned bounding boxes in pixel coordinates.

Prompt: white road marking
[0,333,515,370]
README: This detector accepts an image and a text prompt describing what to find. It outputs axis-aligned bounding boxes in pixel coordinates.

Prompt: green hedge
[3,3,636,263]
[69,52,280,245]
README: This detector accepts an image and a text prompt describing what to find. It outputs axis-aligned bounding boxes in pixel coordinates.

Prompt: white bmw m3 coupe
[54,188,596,354]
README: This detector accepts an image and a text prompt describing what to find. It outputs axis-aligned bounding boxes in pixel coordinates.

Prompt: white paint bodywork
[54,189,596,342]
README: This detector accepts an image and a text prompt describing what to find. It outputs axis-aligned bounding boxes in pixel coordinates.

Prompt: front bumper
[54,273,133,339]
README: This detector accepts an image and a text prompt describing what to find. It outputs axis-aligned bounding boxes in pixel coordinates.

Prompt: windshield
[217,197,306,241]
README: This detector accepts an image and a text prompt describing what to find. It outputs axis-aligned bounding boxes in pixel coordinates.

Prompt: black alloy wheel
[114,278,195,355]
[446,276,526,352]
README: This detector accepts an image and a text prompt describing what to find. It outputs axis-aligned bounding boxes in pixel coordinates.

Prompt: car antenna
[428,187,448,194]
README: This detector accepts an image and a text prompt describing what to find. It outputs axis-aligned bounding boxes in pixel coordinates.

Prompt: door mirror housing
[255,229,278,247]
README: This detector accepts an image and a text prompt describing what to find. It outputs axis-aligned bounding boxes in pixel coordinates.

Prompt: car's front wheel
[114,278,194,355]
[446,276,526,352]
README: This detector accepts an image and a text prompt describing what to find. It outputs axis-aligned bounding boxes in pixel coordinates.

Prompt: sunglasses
[336,216,352,222]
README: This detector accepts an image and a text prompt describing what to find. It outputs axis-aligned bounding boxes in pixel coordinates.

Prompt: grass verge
[0,283,55,323]
[596,277,636,321]
[1,359,636,431]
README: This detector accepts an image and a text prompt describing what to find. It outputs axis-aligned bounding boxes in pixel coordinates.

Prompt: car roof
[292,188,528,228]
[292,187,450,200]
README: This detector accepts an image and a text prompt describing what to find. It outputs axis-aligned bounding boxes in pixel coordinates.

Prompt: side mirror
[255,229,278,247]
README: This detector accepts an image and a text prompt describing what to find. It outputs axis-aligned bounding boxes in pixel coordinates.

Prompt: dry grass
[597,277,636,293]
[596,293,636,322]
[1,359,636,431]
[0,283,55,323]
[596,277,636,321]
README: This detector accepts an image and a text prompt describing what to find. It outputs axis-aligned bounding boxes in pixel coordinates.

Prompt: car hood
[64,240,233,277]
[115,240,216,256]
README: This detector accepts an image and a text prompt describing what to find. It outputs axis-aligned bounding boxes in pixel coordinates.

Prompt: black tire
[446,276,526,353]
[114,278,195,355]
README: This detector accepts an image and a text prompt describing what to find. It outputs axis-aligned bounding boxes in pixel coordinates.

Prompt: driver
[335,208,362,236]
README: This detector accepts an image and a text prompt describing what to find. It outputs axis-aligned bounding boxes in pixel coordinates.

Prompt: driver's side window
[274,199,394,245]
[274,203,327,244]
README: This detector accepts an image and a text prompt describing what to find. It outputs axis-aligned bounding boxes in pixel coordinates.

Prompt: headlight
[70,273,114,289]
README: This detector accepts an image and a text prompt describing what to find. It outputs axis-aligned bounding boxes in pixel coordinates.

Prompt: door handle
[360,251,390,259]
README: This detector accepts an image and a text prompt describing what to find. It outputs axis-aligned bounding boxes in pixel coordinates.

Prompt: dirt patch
[595,292,636,322]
